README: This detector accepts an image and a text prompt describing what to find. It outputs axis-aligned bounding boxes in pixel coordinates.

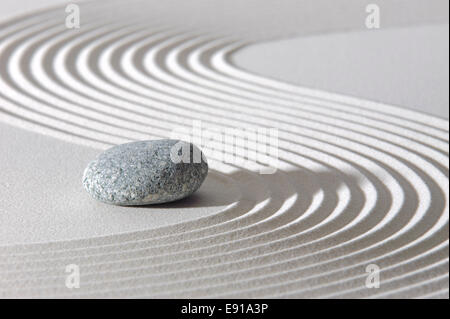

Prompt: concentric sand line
[0,2,448,298]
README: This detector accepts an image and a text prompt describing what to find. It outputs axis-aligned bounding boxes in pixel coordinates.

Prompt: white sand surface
[0,0,448,298]
[234,24,449,119]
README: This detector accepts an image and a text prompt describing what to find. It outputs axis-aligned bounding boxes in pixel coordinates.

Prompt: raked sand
[0,0,448,298]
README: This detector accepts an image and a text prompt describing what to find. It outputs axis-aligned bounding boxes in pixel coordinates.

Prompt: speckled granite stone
[82,140,208,205]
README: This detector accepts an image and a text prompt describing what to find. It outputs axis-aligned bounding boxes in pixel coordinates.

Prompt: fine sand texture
[0,0,448,298]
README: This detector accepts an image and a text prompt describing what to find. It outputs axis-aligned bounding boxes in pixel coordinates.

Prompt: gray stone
[82,140,208,205]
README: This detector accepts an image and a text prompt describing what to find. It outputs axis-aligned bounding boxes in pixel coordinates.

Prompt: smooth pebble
[82,140,208,205]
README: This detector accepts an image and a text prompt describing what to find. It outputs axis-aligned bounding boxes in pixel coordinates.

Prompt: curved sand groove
[0,2,448,298]
[0,4,446,264]
[0,20,446,252]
